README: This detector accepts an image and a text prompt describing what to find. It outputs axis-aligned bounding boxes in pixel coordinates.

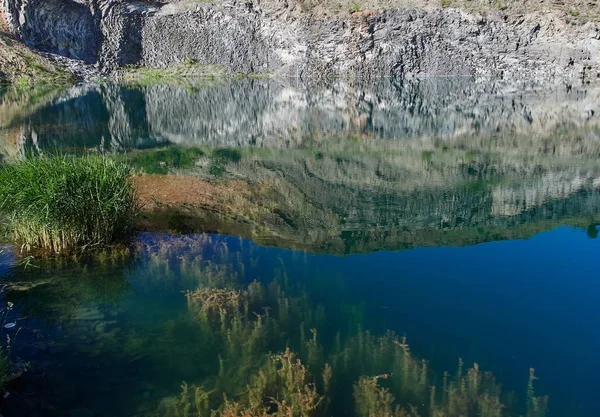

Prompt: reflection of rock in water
[4,79,600,252]
[134,152,600,253]
[491,173,600,216]
[7,79,600,152]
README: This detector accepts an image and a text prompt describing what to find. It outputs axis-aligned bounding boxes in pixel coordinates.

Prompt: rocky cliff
[1,0,599,82]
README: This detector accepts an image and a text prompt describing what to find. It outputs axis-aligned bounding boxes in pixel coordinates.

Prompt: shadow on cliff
[12,0,101,63]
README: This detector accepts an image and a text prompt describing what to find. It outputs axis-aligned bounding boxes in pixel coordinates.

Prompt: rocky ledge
[0,0,599,83]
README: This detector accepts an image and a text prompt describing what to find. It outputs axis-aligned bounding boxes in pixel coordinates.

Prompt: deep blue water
[0,227,598,416]
[308,227,600,416]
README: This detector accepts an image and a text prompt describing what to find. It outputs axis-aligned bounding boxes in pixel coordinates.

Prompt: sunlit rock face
[1,0,599,81]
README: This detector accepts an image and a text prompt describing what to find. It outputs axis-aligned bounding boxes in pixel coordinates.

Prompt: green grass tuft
[128,147,204,175]
[0,155,138,253]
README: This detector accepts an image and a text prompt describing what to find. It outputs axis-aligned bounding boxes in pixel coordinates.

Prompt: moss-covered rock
[0,32,74,87]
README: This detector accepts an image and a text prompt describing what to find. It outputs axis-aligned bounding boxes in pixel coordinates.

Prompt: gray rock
[1,0,598,83]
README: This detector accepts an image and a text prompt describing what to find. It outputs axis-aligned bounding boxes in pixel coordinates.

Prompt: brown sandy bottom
[132,174,291,243]
[134,174,252,209]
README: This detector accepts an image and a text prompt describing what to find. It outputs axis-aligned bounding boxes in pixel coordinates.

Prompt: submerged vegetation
[0,233,562,416]
[0,346,10,392]
[141,236,549,417]
[0,155,138,252]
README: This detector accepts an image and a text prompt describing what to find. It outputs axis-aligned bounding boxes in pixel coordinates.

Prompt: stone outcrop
[1,0,599,82]
[1,0,101,63]
[0,31,74,85]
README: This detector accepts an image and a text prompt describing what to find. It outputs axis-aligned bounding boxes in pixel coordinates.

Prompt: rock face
[1,0,599,82]
[1,0,101,63]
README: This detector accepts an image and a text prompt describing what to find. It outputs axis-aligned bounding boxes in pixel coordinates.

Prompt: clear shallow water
[0,228,599,416]
[0,78,600,417]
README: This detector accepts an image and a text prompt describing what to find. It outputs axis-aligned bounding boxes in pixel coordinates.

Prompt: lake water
[0,78,599,417]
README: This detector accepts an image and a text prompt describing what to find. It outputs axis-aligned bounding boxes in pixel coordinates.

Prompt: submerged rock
[75,308,105,321]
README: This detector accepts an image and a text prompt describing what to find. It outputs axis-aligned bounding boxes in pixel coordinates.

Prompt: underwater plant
[143,235,548,417]
[158,349,324,417]
[156,280,548,417]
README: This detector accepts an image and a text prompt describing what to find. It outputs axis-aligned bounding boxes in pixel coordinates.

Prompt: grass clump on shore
[0,155,138,253]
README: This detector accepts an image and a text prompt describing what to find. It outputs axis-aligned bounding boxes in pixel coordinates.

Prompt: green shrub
[0,155,138,252]
[212,148,242,163]
[129,147,204,174]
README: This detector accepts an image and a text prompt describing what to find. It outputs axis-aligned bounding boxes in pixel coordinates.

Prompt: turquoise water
[1,79,600,416]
